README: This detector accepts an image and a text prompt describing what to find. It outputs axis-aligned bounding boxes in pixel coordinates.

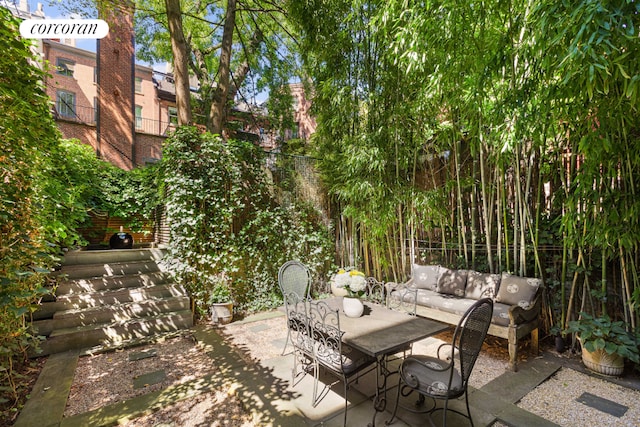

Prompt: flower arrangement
[332,268,367,298]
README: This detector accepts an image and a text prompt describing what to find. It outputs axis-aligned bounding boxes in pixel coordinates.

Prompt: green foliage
[566,313,640,363]
[161,126,332,315]
[134,0,300,130]
[207,280,233,304]
[95,161,160,231]
[290,0,640,341]
[0,9,161,409]
[0,8,61,410]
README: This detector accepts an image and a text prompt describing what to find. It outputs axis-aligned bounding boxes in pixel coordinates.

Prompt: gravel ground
[515,368,640,426]
[62,314,640,427]
[64,333,219,417]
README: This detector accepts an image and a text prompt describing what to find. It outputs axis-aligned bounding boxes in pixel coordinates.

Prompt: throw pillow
[437,268,468,297]
[495,273,541,308]
[465,271,501,300]
[412,264,441,290]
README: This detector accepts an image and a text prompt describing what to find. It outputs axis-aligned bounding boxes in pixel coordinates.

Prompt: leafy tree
[55,0,300,133]
[135,0,299,133]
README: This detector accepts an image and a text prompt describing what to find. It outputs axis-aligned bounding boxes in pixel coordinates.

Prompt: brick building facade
[8,1,316,171]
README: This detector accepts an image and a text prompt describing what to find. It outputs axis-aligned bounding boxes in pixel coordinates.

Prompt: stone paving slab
[14,350,79,427]
[128,348,157,361]
[577,392,629,418]
[480,357,561,403]
[133,369,166,389]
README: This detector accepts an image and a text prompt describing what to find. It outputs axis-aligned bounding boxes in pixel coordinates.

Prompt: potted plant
[565,312,640,376]
[208,281,234,325]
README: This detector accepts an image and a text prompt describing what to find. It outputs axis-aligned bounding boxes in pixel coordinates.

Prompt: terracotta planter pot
[580,342,624,376]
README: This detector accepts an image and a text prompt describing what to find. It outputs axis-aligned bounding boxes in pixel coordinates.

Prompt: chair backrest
[451,298,494,384]
[386,282,418,315]
[308,300,345,371]
[283,291,313,355]
[364,277,386,305]
[278,260,311,300]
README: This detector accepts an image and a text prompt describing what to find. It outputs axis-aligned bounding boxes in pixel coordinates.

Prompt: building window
[168,106,178,125]
[292,122,299,139]
[56,58,75,77]
[135,105,143,129]
[93,97,98,124]
[135,77,143,93]
[56,90,75,117]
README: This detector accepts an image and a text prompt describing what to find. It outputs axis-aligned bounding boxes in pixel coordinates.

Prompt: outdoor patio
[16,310,640,427]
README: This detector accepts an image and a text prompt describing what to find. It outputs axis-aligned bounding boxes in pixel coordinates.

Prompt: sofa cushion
[495,273,541,308]
[465,271,501,300]
[437,268,468,297]
[415,289,475,316]
[412,264,441,290]
[492,302,512,326]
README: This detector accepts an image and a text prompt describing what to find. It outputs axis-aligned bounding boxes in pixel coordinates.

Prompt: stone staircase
[31,248,193,357]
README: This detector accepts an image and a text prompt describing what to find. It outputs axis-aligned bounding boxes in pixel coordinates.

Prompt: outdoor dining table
[320,297,449,426]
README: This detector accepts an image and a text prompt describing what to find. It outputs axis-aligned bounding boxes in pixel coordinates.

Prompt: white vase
[343,297,364,318]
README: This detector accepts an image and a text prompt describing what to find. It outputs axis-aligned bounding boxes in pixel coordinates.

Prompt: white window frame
[135,105,143,129]
[56,90,76,117]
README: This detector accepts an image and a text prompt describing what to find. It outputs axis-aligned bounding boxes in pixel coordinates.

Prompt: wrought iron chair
[386,281,418,315]
[364,276,386,305]
[387,298,494,427]
[383,281,419,359]
[282,291,314,385]
[278,260,312,354]
[308,300,377,427]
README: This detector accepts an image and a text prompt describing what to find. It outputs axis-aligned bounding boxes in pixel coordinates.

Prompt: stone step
[31,296,191,336]
[61,248,166,266]
[55,272,172,295]
[33,283,188,320]
[55,260,162,280]
[33,310,194,357]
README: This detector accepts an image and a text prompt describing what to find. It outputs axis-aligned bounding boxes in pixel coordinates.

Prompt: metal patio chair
[386,281,418,315]
[278,260,312,354]
[283,291,314,385]
[387,298,494,427]
[308,300,377,427]
[363,276,386,305]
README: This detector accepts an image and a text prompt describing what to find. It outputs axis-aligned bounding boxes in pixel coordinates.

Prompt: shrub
[161,127,332,316]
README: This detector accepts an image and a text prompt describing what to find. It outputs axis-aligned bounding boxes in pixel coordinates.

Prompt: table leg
[369,354,398,427]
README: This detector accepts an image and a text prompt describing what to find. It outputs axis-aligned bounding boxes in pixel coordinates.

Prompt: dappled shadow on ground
[198,323,303,424]
[61,321,302,426]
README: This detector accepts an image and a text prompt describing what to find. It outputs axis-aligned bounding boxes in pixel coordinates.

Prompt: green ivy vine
[161,126,333,316]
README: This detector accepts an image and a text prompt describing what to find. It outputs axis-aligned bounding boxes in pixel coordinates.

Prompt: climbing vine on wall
[161,126,333,315]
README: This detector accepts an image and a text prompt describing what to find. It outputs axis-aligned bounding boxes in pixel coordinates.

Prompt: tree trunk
[165,0,192,125]
[210,0,237,135]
